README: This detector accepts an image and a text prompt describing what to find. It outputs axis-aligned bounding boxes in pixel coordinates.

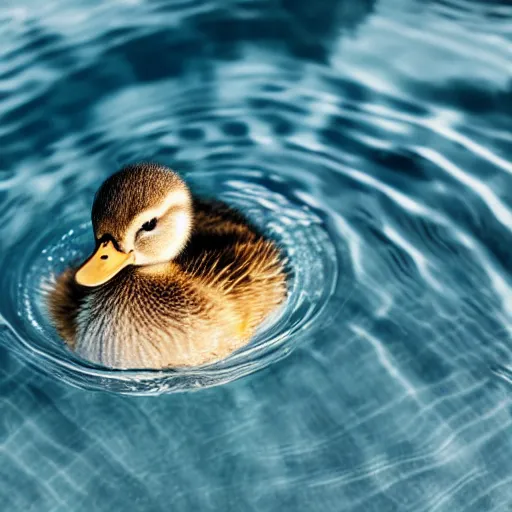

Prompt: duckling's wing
[176,198,287,329]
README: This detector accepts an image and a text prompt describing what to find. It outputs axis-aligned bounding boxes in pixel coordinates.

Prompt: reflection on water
[0,0,511,510]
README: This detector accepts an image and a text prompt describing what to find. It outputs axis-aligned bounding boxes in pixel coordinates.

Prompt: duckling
[48,163,287,369]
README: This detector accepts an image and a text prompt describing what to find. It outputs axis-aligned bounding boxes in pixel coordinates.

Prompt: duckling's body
[48,165,287,369]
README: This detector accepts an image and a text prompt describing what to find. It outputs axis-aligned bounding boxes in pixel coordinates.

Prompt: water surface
[0,0,511,510]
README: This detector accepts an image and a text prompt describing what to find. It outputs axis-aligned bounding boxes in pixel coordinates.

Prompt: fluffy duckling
[48,163,287,369]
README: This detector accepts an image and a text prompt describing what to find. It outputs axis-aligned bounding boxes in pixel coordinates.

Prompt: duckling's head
[75,163,192,287]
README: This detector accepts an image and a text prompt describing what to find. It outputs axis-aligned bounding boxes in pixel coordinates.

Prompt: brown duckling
[48,163,287,369]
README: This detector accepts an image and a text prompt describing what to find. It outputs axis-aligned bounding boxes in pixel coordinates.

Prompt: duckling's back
[177,198,287,335]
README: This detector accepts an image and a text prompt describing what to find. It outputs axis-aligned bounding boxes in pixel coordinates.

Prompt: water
[0,0,511,510]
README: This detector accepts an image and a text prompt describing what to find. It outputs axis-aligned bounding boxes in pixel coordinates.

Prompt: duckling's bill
[75,240,134,287]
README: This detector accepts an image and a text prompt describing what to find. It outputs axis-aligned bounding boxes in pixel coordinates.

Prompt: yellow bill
[75,240,134,287]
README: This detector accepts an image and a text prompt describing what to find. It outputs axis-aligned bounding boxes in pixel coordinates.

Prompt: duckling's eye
[141,218,157,232]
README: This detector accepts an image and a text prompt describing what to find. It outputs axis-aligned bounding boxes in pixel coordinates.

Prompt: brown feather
[48,194,287,369]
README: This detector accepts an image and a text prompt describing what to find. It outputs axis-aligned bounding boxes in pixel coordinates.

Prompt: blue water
[1,0,511,510]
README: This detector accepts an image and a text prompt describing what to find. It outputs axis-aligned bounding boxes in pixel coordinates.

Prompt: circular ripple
[0,169,342,394]
[0,1,510,401]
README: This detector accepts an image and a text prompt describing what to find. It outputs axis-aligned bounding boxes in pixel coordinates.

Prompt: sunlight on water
[0,0,511,510]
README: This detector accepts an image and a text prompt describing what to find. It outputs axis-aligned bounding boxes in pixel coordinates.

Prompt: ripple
[0,18,509,396]
[0,169,342,394]
[0,0,511,509]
